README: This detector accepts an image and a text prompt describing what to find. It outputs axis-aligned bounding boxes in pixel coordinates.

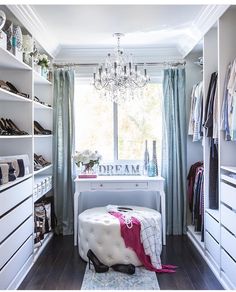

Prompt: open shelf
[33,231,53,262]
[187,225,204,250]
[0,174,32,192]
[34,164,52,175]
[0,47,32,70]
[221,174,236,185]
[33,134,53,138]
[34,71,52,85]
[0,135,32,139]
[33,100,53,110]
[0,88,32,103]
[221,166,236,174]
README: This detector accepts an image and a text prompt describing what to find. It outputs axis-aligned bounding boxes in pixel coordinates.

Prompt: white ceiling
[31,5,204,48]
[8,4,229,61]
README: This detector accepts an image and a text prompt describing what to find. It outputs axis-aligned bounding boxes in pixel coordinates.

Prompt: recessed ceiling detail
[8,4,229,61]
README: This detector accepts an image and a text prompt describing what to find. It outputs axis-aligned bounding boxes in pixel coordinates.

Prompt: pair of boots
[87,249,135,275]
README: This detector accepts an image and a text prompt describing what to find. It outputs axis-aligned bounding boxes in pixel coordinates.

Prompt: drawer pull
[136,184,139,187]
[100,184,103,187]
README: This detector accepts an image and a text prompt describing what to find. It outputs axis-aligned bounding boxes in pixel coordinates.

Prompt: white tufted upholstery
[78,206,161,267]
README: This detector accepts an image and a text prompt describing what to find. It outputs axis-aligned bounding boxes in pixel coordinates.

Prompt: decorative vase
[143,140,149,176]
[152,140,158,176]
[41,66,48,79]
[147,160,156,177]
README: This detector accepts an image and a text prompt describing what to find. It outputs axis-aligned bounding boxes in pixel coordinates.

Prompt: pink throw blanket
[110,212,177,273]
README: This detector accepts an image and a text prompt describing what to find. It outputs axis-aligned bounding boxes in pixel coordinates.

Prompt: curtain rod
[53,61,186,68]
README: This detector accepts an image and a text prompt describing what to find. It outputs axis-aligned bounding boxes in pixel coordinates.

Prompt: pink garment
[110,212,177,273]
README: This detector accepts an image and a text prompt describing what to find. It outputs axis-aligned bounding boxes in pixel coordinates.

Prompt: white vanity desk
[74,175,166,246]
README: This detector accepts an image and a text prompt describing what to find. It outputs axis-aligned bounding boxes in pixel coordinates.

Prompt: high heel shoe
[34,121,52,135]
[111,264,135,275]
[87,249,109,273]
[6,119,29,135]
[34,153,51,167]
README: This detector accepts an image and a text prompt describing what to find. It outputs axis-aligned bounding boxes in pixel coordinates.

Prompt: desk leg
[160,188,166,245]
[74,191,80,246]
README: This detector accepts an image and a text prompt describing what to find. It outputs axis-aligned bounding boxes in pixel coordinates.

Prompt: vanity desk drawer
[91,181,148,190]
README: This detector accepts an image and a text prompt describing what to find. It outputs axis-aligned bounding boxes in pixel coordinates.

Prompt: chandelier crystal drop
[93,33,150,104]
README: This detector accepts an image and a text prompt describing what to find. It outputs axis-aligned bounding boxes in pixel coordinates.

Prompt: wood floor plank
[19,234,222,290]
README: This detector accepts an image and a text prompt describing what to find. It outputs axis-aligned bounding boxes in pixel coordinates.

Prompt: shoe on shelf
[0,118,10,135]
[0,80,11,92]
[34,159,43,171]
[5,118,29,135]
[0,118,29,135]
[34,153,51,167]
[111,264,135,275]
[87,249,109,273]
[5,81,29,98]
[34,121,52,135]
[34,96,52,107]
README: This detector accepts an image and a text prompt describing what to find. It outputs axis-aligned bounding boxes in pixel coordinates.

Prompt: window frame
[75,73,163,164]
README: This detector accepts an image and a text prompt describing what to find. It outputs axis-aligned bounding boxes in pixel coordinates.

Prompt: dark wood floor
[19,235,223,290]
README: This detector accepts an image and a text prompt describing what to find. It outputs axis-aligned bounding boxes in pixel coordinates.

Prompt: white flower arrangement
[37,53,50,68]
[73,150,102,170]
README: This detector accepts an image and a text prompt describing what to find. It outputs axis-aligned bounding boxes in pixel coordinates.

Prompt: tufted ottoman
[78,206,161,267]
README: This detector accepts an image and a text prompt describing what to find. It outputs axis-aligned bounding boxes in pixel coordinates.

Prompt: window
[74,79,163,163]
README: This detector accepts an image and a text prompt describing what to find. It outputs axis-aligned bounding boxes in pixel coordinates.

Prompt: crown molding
[7,4,58,58]
[7,4,230,60]
[55,46,182,63]
[179,4,229,57]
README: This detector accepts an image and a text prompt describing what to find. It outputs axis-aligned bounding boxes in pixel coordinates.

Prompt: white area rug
[81,264,160,290]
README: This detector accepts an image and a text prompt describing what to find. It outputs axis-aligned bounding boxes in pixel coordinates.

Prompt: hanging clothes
[209,140,219,209]
[188,81,203,141]
[220,59,236,141]
[203,71,219,211]
[203,72,218,138]
[221,62,232,141]
[187,161,204,241]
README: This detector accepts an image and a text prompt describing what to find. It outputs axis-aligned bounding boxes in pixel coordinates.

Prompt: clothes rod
[53,61,186,68]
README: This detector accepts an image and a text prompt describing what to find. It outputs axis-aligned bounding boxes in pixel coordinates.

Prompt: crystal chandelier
[93,33,150,103]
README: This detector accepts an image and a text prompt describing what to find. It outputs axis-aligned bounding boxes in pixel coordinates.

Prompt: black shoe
[111,264,135,275]
[87,249,109,273]
[34,121,52,135]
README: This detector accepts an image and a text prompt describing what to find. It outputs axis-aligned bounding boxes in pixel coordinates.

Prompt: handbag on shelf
[34,202,50,244]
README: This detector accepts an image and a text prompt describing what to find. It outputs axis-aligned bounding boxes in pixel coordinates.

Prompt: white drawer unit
[221,181,236,210]
[205,212,220,242]
[221,249,236,288]
[0,235,33,290]
[91,181,148,190]
[0,216,33,269]
[0,178,32,217]
[221,204,236,236]
[221,226,236,261]
[205,231,220,266]
[0,197,33,243]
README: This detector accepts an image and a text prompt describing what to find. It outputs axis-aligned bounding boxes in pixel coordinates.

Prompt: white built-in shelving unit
[0,5,54,290]
[187,7,236,290]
